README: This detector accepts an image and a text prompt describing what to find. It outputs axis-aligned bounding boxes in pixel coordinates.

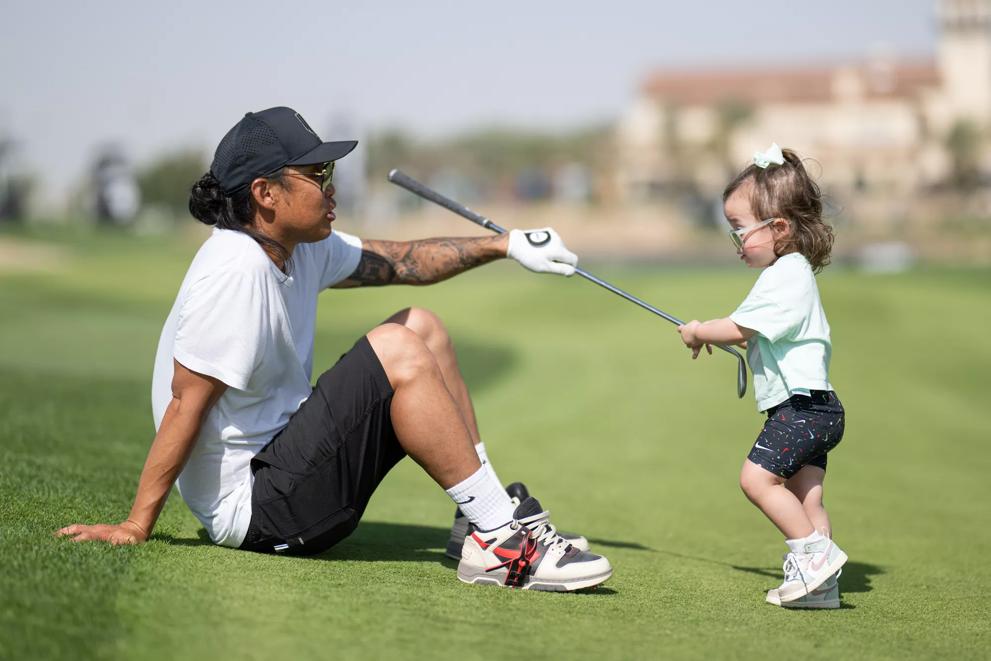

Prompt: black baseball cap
[211,106,357,194]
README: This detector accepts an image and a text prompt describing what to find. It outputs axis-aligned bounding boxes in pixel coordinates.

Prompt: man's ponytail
[187,171,292,272]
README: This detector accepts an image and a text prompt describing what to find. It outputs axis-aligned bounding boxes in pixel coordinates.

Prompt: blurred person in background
[0,138,30,223]
[92,147,140,226]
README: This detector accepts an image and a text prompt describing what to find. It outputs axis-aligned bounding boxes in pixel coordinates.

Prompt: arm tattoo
[336,236,506,287]
[348,249,398,286]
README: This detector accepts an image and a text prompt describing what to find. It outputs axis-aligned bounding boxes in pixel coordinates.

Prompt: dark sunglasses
[286,161,335,192]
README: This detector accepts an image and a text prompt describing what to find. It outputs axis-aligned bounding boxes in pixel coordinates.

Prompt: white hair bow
[753,143,785,169]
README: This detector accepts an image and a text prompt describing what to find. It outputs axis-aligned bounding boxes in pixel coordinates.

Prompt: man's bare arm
[333,235,510,287]
[56,361,226,545]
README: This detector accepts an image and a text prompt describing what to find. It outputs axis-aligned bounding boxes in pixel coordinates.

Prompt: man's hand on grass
[56,520,148,545]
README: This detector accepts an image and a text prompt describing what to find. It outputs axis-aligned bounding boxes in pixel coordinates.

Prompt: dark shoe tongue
[506,482,530,501]
[513,495,543,519]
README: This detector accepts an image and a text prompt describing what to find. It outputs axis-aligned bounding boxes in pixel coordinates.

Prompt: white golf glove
[506,228,578,276]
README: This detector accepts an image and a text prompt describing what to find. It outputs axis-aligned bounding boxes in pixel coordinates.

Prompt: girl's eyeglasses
[728,218,776,250]
[285,161,335,192]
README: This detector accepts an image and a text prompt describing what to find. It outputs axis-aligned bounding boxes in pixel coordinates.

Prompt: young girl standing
[678,143,847,607]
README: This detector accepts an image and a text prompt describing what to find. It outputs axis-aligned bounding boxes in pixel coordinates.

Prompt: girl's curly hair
[723,148,834,273]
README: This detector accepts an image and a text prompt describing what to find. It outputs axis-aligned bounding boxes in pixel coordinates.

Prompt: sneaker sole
[766,589,839,609]
[783,598,840,609]
[457,568,612,592]
[777,551,848,603]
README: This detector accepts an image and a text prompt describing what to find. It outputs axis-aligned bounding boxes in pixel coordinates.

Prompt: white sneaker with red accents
[445,481,589,560]
[456,496,612,592]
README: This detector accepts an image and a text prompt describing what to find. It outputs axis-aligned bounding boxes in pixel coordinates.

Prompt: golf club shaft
[571,270,743,363]
[388,168,737,354]
[387,168,747,397]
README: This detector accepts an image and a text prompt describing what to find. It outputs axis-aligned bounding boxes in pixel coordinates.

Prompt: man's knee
[399,307,451,350]
[367,323,438,388]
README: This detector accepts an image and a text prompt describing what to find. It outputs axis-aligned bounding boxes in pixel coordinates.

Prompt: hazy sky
[3,0,936,201]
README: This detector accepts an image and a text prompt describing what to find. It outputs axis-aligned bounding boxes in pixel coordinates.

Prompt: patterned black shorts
[748,390,845,479]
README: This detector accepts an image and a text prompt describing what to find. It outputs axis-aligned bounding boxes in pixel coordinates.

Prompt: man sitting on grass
[56,106,612,592]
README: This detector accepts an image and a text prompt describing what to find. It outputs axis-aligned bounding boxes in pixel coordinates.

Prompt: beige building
[616,0,991,201]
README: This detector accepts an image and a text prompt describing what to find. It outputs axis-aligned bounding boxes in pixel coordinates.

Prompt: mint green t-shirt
[729,253,833,412]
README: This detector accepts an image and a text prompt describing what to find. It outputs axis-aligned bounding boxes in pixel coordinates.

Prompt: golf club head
[736,355,748,398]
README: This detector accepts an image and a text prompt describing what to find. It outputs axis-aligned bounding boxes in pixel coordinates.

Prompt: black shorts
[747,390,845,479]
[239,336,406,556]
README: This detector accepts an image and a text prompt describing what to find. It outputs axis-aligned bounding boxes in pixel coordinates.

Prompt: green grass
[1,228,989,660]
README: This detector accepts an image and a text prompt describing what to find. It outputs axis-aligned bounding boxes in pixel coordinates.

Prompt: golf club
[387,168,748,399]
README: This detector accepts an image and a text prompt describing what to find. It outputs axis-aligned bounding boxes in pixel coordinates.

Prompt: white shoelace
[782,553,803,583]
[518,510,572,550]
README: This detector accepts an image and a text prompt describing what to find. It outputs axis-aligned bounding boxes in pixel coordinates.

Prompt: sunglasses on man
[284,161,335,192]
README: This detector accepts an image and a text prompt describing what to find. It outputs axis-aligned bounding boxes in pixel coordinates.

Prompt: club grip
[387,169,506,233]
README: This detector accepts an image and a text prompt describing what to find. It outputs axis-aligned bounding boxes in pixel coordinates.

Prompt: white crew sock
[474,441,504,489]
[445,463,516,531]
[786,529,826,555]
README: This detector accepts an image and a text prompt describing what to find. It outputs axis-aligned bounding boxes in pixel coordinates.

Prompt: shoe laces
[782,553,802,582]
[517,510,572,550]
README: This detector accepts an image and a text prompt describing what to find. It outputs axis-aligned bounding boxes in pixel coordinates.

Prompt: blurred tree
[662,102,684,169]
[448,125,611,176]
[945,119,982,191]
[0,174,32,223]
[659,103,701,197]
[711,99,754,176]
[366,130,419,179]
[365,124,610,203]
[136,149,207,218]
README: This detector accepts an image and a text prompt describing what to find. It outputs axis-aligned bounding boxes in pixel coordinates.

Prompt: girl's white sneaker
[766,569,841,609]
[776,538,848,603]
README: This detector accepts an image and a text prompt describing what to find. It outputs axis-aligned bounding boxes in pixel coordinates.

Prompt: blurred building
[616,0,991,201]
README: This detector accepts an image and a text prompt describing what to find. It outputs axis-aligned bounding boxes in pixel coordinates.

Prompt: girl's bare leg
[739,459,816,539]
[785,465,831,537]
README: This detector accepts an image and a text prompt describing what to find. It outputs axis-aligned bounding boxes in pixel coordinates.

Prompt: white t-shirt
[729,253,833,412]
[151,228,363,547]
